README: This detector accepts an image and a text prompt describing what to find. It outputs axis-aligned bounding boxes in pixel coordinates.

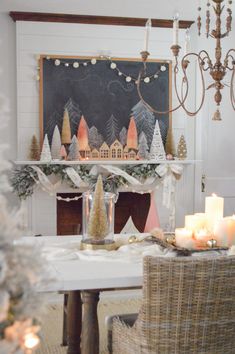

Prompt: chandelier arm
[136,60,189,115]
[198,50,213,71]
[224,49,235,70]
[175,54,206,117]
[230,66,235,110]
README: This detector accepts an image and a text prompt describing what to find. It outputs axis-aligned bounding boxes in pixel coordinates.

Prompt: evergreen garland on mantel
[11,163,161,200]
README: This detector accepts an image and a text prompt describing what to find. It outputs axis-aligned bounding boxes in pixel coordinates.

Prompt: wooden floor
[36,296,141,354]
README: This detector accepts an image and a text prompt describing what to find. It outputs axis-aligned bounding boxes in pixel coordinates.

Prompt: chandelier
[137,0,234,121]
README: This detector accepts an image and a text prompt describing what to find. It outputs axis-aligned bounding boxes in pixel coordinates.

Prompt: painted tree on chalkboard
[119,127,127,146]
[88,126,104,149]
[131,101,155,148]
[106,115,119,146]
[64,98,82,136]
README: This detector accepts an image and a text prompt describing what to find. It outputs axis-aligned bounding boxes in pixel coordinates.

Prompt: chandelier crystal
[137,0,234,121]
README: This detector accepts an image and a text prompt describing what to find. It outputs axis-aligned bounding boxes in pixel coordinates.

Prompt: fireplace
[57,192,151,235]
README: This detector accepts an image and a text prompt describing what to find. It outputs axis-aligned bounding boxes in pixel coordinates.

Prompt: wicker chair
[109,255,235,354]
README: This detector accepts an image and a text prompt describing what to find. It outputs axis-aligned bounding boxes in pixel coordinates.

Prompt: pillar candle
[173,14,179,45]
[215,216,235,247]
[185,214,208,233]
[144,18,151,52]
[205,194,224,234]
[175,228,195,248]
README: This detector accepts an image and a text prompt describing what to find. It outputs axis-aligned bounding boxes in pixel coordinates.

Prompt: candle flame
[24,333,40,349]
[212,193,217,197]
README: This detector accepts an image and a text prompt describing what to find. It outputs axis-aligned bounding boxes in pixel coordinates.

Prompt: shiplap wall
[16,21,196,235]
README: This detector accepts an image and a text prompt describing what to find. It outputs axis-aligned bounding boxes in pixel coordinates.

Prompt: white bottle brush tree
[51,125,61,160]
[68,135,80,160]
[149,120,166,160]
[87,175,109,243]
[40,134,52,162]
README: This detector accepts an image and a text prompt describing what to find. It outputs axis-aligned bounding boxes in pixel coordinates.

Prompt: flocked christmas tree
[149,120,166,160]
[61,109,72,145]
[40,134,52,162]
[138,131,149,159]
[177,135,187,160]
[87,175,109,242]
[119,127,127,146]
[28,135,40,160]
[51,125,61,160]
[68,135,80,160]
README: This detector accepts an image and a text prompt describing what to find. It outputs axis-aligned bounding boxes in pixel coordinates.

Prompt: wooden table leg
[81,290,100,354]
[67,291,82,354]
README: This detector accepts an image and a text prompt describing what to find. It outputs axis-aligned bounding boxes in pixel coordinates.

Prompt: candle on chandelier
[205,193,224,234]
[144,18,151,52]
[173,13,179,45]
[215,215,235,247]
[184,28,190,56]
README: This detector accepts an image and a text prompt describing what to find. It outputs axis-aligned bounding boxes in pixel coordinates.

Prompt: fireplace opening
[57,192,150,236]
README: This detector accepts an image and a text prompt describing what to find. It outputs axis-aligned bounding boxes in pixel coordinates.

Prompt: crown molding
[9,12,194,29]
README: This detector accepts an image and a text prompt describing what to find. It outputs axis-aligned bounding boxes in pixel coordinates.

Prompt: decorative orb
[144,77,150,83]
[91,58,97,65]
[166,154,174,160]
[110,62,117,69]
[73,62,79,68]
[66,198,70,202]
[83,62,88,66]
[154,74,159,78]
[207,239,217,248]
[118,71,122,76]
[126,76,132,82]
[46,56,50,60]
[128,235,138,244]
[54,59,60,66]
[160,65,166,72]
[64,63,69,67]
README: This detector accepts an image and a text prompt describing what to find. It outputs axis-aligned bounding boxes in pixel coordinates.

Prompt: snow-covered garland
[44,56,168,84]
[11,164,161,200]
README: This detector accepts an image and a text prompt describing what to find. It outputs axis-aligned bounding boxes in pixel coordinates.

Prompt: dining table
[19,234,148,354]
[19,234,230,354]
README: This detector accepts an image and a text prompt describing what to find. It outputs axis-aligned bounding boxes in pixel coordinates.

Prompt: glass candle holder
[82,191,116,250]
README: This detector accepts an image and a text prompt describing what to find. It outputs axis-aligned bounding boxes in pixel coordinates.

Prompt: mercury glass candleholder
[81,191,116,250]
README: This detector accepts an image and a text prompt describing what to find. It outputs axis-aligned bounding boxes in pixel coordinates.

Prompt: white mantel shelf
[14,160,201,166]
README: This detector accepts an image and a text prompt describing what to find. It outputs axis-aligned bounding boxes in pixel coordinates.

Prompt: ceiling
[0,0,197,20]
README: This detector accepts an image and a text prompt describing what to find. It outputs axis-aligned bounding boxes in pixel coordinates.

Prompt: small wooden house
[123,146,129,159]
[80,145,91,159]
[110,139,123,159]
[128,149,138,160]
[99,142,109,159]
[91,148,100,159]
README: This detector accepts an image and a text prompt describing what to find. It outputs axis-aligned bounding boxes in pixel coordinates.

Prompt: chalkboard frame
[39,54,172,150]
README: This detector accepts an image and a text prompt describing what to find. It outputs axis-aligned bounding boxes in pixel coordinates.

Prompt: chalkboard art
[39,56,171,161]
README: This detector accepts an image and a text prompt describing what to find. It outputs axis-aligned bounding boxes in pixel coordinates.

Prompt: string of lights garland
[43,55,168,84]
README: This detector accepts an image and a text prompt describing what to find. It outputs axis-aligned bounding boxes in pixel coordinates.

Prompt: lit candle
[215,215,235,247]
[194,213,209,229]
[173,13,179,45]
[205,193,224,234]
[175,228,195,248]
[185,215,199,233]
[194,228,212,246]
[144,18,151,52]
[184,28,190,56]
